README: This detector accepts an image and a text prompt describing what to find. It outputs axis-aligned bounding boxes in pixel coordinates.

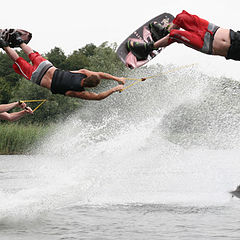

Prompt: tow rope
[121,64,196,92]
[18,99,48,112]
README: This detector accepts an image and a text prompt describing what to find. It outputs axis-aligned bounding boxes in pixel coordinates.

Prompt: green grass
[0,123,52,154]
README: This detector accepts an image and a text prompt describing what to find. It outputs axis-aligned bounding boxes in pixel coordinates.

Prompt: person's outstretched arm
[0,107,33,121]
[96,72,126,85]
[66,85,124,100]
[78,69,125,85]
[0,102,22,113]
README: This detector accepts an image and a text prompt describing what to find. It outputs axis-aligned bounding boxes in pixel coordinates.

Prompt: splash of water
[2,64,240,221]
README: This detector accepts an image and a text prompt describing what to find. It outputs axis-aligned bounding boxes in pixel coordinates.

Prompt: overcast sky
[2,0,240,79]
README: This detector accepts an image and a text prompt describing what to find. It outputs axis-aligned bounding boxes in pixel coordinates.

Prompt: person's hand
[118,77,126,85]
[18,101,27,109]
[24,107,33,114]
[114,85,124,92]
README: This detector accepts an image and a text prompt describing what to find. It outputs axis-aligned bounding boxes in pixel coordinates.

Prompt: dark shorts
[226,30,240,61]
[51,69,86,95]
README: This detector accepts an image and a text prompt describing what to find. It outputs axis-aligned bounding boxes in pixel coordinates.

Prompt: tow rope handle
[120,77,146,92]
[18,99,48,112]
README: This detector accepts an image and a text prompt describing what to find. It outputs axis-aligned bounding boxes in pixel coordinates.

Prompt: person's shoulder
[79,69,99,78]
[78,69,92,74]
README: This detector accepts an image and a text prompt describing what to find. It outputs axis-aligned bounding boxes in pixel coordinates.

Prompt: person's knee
[173,12,186,26]
[169,29,182,42]
[28,52,40,61]
[174,11,192,28]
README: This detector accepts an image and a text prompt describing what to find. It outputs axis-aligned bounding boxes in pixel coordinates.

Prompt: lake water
[1,65,240,239]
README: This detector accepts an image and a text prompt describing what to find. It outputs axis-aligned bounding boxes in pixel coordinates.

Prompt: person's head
[81,75,100,88]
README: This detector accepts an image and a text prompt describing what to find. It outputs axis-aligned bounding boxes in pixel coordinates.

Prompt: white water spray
[2,64,240,221]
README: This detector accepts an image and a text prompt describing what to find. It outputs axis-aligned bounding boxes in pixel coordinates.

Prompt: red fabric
[169,10,210,49]
[12,52,47,80]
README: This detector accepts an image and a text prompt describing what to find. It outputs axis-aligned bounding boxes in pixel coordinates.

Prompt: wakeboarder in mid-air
[127,10,240,61]
[0,32,125,101]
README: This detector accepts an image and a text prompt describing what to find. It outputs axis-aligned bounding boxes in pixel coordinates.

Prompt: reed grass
[0,123,51,154]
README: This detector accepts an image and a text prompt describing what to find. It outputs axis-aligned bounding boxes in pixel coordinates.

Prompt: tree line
[0,42,125,124]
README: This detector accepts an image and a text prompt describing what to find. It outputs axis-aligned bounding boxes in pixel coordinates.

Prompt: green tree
[44,47,67,69]
[80,43,97,57]
[64,49,89,70]
[88,42,125,74]
[0,51,22,103]
[64,44,97,70]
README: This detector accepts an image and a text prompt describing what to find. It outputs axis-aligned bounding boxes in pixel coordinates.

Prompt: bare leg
[153,23,180,49]
[168,23,180,31]
[127,22,179,60]
[3,46,19,61]
[153,35,171,48]
[3,43,34,62]
[19,43,34,56]
[3,44,34,81]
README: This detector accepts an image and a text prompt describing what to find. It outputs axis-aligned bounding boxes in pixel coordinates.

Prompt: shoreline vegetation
[0,123,52,154]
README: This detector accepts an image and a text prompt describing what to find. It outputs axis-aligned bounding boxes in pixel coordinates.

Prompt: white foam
[2,65,240,221]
